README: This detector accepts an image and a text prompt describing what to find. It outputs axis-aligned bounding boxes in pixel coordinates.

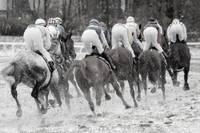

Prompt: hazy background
[0,0,199,41]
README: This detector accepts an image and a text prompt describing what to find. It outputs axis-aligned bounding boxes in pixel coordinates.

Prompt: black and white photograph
[0,0,199,132]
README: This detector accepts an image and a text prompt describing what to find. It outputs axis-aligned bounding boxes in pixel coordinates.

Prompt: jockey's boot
[48,61,55,73]
[101,52,116,70]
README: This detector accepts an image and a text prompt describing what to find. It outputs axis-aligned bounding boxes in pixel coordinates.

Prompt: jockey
[54,17,66,41]
[143,18,167,64]
[23,18,55,72]
[125,16,143,49]
[111,23,137,63]
[81,19,116,70]
[167,18,187,44]
[47,18,59,39]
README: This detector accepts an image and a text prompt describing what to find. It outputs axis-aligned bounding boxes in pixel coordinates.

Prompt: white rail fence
[0,41,199,60]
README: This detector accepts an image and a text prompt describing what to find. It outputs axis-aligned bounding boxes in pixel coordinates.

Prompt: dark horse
[50,32,77,107]
[135,32,169,100]
[66,56,131,115]
[168,37,191,90]
[108,47,138,107]
[138,50,166,100]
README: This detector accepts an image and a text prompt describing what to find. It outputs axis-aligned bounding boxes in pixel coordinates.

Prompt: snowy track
[0,42,199,133]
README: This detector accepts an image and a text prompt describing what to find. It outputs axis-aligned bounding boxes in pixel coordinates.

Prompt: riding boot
[101,52,116,70]
[48,61,55,73]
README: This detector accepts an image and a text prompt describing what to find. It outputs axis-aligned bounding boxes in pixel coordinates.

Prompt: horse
[0,50,62,117]
[66,56,131,115]
[137,27,167,100]
[108,47,138,107]
[138,49,166,100]
[0,26,69,117]
[168,37,191,90]
[47,33,77,105]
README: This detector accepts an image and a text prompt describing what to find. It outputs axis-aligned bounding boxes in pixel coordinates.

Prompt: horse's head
[61,32,76,60]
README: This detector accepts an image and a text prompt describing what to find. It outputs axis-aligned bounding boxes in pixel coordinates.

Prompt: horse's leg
[82,88,96,115]
[50,84,62,107]
[70,79,81,97]
[31,81,44,113]
[63,82,71,109]
[119,81,125,94]
[95,86,104,115]
[166,63,174,82]
[128,80,138,107]
[183,67,190,90]
[110,76,131,109]
[11,83,22,117]
[103,86,111,100]
[38,87,49,114]
[173,70,180,87]
[69,68,82,97]
[136,79,141,101]
[161,65,166,100]
[141,74,147,100]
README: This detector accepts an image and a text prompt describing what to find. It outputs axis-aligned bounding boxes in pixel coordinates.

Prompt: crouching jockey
[167,18,187,44]
[111,23,137,64]
[125,16,143,50]
[23,18,55,73]
[81,19,116,70]
[143,18,168,65]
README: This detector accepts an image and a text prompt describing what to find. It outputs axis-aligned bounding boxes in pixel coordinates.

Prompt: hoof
[137,96,141,101]
[173,81,180,87]
[183,84,190,91]
[150,87,156,93]
[125,105,131,109]
[105,94,111,101]
[48,99,56,108]
[40,106,47,114]
[16,109,22,117]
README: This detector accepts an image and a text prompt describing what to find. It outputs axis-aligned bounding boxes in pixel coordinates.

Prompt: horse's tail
[176,34,180,42]
[66,60,86,79]
[148,71,158,84]
[0,62,15,85]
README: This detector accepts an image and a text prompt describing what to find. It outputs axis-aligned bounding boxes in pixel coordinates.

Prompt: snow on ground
[0,47,199,133]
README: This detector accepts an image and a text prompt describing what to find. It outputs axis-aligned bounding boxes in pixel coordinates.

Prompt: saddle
[34,50,55,73]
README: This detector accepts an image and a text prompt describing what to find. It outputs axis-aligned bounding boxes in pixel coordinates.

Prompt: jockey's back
[111,23,136,58]
[23,18,55,73]
[24,24,51,51]
[167,19,187,43]
[82,19,116,70]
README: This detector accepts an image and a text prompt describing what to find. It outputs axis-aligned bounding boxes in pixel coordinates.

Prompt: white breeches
[23,27,53,62]
[167,24,187,43]
[143,27,163,53]
[81,29,104,54]
[111,24,135,57]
